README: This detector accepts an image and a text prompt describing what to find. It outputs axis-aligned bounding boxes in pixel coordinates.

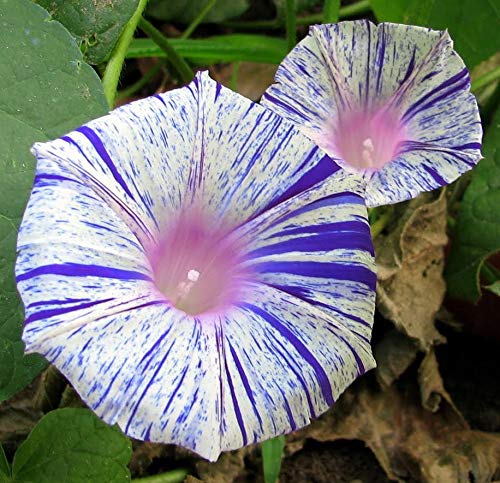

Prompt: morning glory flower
[262,20,482,207]
[16,72,376,460]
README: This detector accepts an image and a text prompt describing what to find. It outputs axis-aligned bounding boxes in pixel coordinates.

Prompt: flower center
[148,207,248,315]
[333,107,406,171]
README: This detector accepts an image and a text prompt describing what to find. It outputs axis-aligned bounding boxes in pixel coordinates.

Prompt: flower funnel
[16,72,376,461]
[262,20,482,206]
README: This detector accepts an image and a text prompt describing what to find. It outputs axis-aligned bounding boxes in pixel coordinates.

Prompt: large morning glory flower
[16,72,376,460]
[262,20,482,207]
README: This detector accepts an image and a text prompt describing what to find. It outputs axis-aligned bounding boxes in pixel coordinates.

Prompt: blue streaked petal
[17,71,376,461]
[236,170,376,343]
[218,283,375,451]
[24,303,225,461]
[262,21,482,206]
[184,73,341,224]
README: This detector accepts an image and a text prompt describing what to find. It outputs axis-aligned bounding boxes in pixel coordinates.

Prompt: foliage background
[0,0,499,481]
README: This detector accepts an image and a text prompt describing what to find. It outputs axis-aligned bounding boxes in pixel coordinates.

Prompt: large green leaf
[370,0,500,69]
[0,0,107,402]
[36,0,140,64]
[147,0,249,24]
[11,409,131,482]
[445,106,500,302]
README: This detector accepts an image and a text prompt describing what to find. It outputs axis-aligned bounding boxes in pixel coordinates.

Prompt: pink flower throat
[148,208,249,315]
[331,107,406,171]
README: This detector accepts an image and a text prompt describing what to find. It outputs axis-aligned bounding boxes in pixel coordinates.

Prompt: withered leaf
[375,191,448,349]
[418,348,463,417]
[289,382,500,482]
[374,329,420,388]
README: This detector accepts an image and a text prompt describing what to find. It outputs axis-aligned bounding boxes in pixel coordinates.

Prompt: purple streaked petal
[262,21,482,206]
[216,283,375,451]
[17,72,376,461]
[235,170,376,343]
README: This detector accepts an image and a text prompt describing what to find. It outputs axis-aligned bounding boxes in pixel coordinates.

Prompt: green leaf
[0,0,108,402]
[11,409,131,482]
[0,444,10,480]
[127,34,288,64]
[147,0,249,24]
[485,280,500,296]
[262,436,285,483]
[445,106,500,302]
[370,0,500,69]
[35,0,140,64]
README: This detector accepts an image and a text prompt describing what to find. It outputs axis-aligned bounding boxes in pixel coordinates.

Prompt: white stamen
[173,269,201,306]
[362,137,374,151]
[361,138,374,167]
[187,269,200,282]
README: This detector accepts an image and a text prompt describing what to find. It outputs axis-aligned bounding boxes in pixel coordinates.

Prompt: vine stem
[181,0,217,39]
[285,0,297,51]
[370,209,393,238]
[102,0,149,109]
[138,18,194,83]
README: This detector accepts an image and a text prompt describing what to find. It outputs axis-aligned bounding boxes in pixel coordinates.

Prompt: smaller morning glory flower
[16,72,376,460]
[262,20,482,206]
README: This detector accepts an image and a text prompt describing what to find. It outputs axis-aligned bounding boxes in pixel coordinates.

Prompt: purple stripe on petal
[224,356,248,446]
[254,261,376,291]
[25,297,114,324]
[335,333,365,375]
[228,342,264,431]
[242,303,334,406]
[27,298,90,308]
[124,338,177,433]
[16,263,151,283]
[75,126,136,200]
[274,192,365,228]
[246,231,373,259]
[268,220,369,239]
[452,142,482,150]
[264,335,317,418]
[402,68,469,121]
[34,173,81,187]
[266,154,341,211]
[262,92,305,119]
[268,283,372,328]
[93,363,123,409]
[160,365,189,429]
[422,164,447,185]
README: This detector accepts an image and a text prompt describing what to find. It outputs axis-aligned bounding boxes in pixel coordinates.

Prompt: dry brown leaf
[375,191,448,349]
[288,381,500,482]
[374,329,420,388]
[418,348,463,417]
